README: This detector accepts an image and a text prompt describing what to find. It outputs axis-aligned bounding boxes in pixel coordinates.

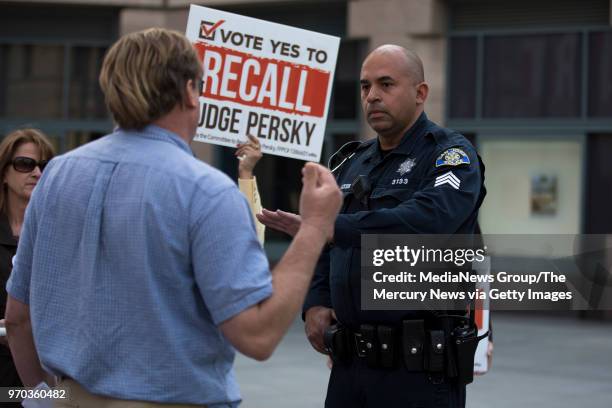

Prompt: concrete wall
[169,0,310,6]
[348,0,448,132]
[4,0,161,6]
[7,0,452,160]
[119,8,188,34]
[479,139,583,235]
[156,0,452,146]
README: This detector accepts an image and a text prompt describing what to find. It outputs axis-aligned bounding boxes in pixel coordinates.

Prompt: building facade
[1,0,611,246]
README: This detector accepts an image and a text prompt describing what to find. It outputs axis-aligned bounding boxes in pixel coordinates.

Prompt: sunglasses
[11,157,48,173]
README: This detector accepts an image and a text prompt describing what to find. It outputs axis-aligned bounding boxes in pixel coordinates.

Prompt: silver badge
[397,158,416,176]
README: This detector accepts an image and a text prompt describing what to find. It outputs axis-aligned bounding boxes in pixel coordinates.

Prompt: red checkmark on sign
[200,19,225,38]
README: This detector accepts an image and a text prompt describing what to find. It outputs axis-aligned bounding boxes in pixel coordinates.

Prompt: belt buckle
[353,332,368,358]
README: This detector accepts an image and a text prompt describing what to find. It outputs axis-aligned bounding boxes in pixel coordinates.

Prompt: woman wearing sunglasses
[0,128,54,399]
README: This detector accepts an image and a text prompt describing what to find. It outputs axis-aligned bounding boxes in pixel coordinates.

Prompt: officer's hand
[256,209,301,237]
[298,163,341,242]
[305,306,335,354]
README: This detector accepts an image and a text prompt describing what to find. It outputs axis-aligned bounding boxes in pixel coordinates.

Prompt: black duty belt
[323,319,488,385]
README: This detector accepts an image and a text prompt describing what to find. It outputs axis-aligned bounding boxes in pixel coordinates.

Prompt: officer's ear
[416,82,429,105]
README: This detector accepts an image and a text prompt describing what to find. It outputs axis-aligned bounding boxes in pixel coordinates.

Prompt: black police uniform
[304,113,486,408]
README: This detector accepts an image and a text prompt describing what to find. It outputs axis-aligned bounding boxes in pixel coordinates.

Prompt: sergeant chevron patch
[434,171,460,190]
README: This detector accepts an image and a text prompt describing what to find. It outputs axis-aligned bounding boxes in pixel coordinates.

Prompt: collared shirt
[7,125,273,407]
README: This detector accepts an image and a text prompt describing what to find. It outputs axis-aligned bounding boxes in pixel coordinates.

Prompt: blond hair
[99,28,202,130]
[0,128,55,214]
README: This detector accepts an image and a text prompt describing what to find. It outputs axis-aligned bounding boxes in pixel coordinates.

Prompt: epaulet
[328,140,368,173]
[426,125,454,146]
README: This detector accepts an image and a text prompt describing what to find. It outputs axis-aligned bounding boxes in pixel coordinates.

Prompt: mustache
[367,105,387,114]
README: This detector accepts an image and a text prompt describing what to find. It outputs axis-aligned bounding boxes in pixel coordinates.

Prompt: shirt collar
[394,112,428,153]
[363,112,429,163]
[120,125,194,156]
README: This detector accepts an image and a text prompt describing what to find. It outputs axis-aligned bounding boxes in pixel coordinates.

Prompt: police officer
[258,44,485,408]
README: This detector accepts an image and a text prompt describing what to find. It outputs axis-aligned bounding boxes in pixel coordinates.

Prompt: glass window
[449,37,477,119]
[331,81,358,119]
[332,133,358,153]
[27,131,65,155]
[0,44,110,121]
[263,155,303,240]
[223,147,302,242]
[585,134,612,233]
[69,46,108,119]
[0,44,64,118]
[588,31,612,117]
[483,33,582,118]
[332,41,362,120]
[64,130,104,152]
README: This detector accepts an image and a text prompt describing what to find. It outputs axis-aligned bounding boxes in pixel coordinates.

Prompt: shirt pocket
[369,187,417,210]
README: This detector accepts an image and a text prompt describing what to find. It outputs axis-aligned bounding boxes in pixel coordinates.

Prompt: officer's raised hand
[256,209,301,237]
[298,163,341,242]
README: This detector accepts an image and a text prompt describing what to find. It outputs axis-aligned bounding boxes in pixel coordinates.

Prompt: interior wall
[479,138,583,235]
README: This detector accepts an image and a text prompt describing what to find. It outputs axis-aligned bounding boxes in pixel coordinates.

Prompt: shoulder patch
[435,147,470,168]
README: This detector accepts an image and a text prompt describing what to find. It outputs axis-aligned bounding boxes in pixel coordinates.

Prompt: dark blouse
[0,213,18,356]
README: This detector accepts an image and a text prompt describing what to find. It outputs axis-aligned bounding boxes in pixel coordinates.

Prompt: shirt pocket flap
[370,187,416,200]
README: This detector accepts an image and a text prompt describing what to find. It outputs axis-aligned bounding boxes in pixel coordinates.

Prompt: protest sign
[474,256,491,374]
[186,5,340,162]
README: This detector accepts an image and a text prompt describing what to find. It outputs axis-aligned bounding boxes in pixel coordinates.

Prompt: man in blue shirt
[4,28,342,407]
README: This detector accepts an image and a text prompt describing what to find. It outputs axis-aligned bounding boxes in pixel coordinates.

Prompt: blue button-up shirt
[7,126,272,407]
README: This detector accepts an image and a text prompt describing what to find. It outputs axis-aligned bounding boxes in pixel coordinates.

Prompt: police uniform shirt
[304,112,486,329]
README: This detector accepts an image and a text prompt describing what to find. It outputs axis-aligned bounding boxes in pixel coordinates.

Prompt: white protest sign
[474,305,490,373]
[186,5,340,162]
[473,256,491,374]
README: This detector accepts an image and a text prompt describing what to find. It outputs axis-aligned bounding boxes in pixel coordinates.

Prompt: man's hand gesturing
[298,163,342,242]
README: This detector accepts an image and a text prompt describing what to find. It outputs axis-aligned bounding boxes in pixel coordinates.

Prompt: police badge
[397,158,416,175]
[435,147,470,167]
